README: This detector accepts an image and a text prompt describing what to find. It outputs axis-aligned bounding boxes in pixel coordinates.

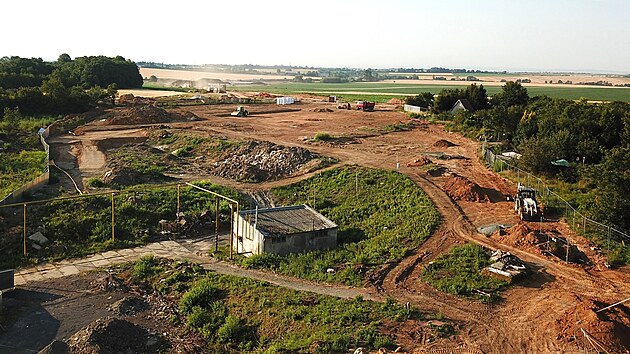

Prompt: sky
[2,0,629,73]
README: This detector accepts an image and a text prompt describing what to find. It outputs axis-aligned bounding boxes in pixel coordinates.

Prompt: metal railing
[0,127,51,205]
[481,144,630,251]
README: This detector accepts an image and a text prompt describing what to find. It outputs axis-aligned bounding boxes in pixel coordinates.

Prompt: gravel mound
[211,141,321,182]
[66,317,166,354]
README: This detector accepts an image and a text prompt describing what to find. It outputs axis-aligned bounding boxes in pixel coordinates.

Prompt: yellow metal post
[111,193,115,242]
[177,184,181,215]
[23,203,27,257]
[215,197,219,252]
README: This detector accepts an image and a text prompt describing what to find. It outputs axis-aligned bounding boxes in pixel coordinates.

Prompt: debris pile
[433,139,456,148]
[108,296,148,316]
[313,108,334,113]
[66,317,166,353]
[554,295,630,353]
[442,175,490,202]
[211,141,322,182]
[407,156,432,167]
[117,93,156,106]
[483,250,526,282]
[387,98,403,105]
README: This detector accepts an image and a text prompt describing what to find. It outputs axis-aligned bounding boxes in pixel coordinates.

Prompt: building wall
[263,228,338,256]
[232,214,337,256]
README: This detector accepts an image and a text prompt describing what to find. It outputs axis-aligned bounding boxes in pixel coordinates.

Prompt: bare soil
[31,97,630,353]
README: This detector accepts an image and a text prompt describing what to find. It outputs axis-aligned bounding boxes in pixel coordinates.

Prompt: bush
[179,278,222,314]
[217,315,246,343]
[312,132,332,142]
[241,253,283,270]
[131,255,162,279]
[86,177,105,188]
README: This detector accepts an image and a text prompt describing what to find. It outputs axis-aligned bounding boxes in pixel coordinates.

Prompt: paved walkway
[13,239,378,301]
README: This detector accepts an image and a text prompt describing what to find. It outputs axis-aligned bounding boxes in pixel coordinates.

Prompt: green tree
[493,81,529,107]
[405,92,434,108]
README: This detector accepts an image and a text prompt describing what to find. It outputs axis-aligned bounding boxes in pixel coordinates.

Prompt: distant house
[233,205,338,256]
[449,99,475,114]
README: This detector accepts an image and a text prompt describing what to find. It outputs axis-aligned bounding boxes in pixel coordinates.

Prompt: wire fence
[0,182,240,269]
[0,127,51,205]
[482,144,630,252]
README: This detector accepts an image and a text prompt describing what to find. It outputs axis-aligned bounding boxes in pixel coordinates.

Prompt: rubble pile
[433,139,456,148]
[442,175,490,202]
[406,156,432,167]
[554,295,630,352]
[211,141,321,182]
[66,317,166,353]
[117,93,156,106]
[108,296,149,316]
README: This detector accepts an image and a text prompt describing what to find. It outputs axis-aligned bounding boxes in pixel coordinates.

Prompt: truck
[356,101,375,111]
[514,184,540,221]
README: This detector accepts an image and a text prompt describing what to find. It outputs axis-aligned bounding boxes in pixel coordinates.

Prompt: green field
[230,82,630,102]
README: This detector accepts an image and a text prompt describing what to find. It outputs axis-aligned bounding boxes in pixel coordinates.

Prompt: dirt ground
[14,97,630,353]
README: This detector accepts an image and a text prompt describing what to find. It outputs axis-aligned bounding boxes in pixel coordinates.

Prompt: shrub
[217,315,246,343]
[179,278,222,314]
[131,255,162,279]
[86,177,105,188]
[312,132,332,142]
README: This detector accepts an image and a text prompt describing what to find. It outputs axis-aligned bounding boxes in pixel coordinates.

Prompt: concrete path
[14,239,378,301]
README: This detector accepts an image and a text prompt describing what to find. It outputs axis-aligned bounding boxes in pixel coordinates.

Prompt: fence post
[607,227,611,250]
[23,203,27,257]
[177,184,181,215]
[215,197,219,252]
[583,216,586,235]
[111,193,115,242]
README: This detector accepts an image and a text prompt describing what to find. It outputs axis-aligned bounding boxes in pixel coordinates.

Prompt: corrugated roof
[239,205,337,237]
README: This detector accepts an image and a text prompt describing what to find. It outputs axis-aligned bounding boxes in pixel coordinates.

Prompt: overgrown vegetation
[128,257,447,353]
[421,243,507,301]
[235,166,440,286]
[0,110,55,199]
[0,182,245,269]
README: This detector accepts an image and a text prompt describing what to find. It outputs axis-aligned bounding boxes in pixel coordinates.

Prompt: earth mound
[211,141,323,182]
[108,296,148,316]
[102,105,195,125]
[66,317,166,353]
[442,175,490,202]
[407,156,432,167]
[433,139,456,148]
[117,94,156,106]
[554,295,630,353]
[387,98,403,105]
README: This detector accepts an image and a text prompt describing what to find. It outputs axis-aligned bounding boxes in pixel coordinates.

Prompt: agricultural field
[229,82,630,102]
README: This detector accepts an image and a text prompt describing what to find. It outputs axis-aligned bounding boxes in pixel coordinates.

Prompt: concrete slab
[22,272,45,282]
[40,269,64,279]
[58,265,80,276]
[92,259,112,267]
[13,275,26,286]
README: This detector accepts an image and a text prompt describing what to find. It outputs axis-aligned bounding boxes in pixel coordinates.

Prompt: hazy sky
[2,0,629,73]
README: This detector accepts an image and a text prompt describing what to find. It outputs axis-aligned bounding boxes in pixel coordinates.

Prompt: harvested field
[442,175,491,202]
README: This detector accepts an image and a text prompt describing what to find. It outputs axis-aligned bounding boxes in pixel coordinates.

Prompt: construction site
[1,90,629,354]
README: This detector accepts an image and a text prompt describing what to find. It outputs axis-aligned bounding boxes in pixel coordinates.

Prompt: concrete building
[233,205,338,256]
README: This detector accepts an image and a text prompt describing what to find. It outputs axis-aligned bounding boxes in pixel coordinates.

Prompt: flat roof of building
[239,204,337,237]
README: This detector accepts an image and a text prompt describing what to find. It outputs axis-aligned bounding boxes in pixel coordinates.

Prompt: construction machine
[514,184,540,221]
[230,106,249,117]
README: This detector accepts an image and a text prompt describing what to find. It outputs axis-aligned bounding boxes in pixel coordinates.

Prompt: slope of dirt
[554,295,630,353]
[102,144,177,185]
[66,317,167,353]
[442,175,491,202]
[101,105,199,125]
[433,139,456,148]
[211,140,325,182]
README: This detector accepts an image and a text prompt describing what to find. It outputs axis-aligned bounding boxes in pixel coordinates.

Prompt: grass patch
[0,182,245,269]
[123,257,442,353]
[237,166,440,286]
[311,132,333,142]
[421,243,507,301]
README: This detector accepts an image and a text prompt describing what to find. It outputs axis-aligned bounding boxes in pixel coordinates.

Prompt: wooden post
[111,193,115,242]
[23,203,27,257]
[215,197,219,252]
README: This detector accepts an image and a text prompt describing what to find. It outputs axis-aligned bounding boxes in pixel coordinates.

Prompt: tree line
[0,54,143,117]
[406,83,630,235]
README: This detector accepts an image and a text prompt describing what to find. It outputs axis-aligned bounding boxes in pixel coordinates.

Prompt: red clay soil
[433,139,456,148]
[407,156,433,167]
[442,175,490,202]
[554,294,630,353]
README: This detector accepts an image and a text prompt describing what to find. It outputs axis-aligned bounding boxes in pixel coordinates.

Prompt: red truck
[356,101,375,111]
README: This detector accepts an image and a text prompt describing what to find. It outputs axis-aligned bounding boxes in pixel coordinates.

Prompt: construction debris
[483,250,526,281]
[433,139,456,148]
